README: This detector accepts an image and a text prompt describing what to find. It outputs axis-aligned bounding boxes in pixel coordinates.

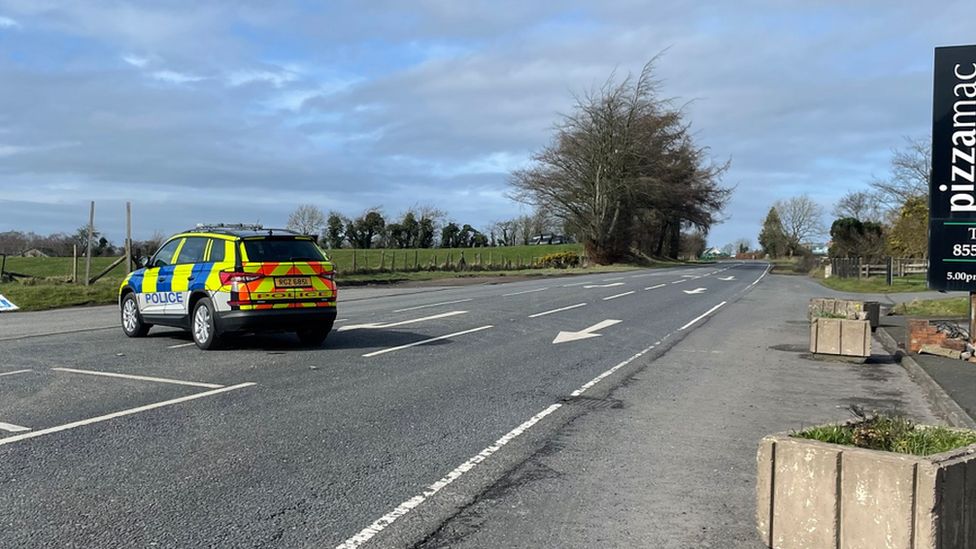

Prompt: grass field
[326,243,584,272]
[819,275,928,294]
[0,243,682,311]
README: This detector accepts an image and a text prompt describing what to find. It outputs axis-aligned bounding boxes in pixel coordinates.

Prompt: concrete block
[810,318,871,358]
[757,431,976,549]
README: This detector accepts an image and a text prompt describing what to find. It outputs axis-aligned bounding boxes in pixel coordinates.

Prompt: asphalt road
[0,262,767,548]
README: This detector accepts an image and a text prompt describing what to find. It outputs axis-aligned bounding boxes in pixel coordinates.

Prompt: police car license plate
[276,276,311,288]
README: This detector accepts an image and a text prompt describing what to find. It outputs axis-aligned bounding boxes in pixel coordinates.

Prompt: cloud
[150,69,206,84]
[122,54,149,67]
[0,0,974,246]
[0,15,18,27]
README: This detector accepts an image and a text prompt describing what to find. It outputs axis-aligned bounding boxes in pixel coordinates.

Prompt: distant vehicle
[118,224,337,350]
[528,233,570,245]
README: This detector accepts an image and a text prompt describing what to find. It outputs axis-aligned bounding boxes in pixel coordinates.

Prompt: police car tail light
[219,271,264,286]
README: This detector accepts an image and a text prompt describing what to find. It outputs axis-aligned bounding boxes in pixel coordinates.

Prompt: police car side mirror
[136,256,149,269]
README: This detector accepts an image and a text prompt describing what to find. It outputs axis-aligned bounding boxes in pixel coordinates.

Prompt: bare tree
[286,204,326,236]
[511,58,730,263]
[833,190,882,222]
[870,137,930,210]
[775,196,825,255]
[733,238,751,254]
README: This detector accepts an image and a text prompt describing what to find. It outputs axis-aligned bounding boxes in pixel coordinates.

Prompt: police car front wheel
[192,297,221,350]
[121,293,151,337]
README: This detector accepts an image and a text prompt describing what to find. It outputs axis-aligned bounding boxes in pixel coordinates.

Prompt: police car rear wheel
[192,298,220,350]
[121,293,150,337]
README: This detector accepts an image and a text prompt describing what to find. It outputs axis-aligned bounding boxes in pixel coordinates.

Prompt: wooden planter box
[810,317,871,357]
[809,298,880,330]
[757,433,976,549]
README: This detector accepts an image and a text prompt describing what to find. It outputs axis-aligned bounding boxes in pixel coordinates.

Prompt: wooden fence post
[72,245,77,283]
[125,202,132,273]
[85,201,94,286]
[352,250,357,272]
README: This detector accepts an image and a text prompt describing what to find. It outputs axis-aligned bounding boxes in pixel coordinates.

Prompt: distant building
[21,248,51,257]
[528,233,572,245]
[701,246,728,259]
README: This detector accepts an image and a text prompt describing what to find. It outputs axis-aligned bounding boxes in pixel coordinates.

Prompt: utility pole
[85,201,94,286]
[125,202,132,273]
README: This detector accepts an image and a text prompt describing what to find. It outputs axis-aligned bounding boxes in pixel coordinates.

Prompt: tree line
[758,137,930,261]
[0,227,163,258]
[287,204,567,250]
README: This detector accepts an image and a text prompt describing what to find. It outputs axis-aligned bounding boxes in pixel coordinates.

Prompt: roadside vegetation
[819,274,927,294]
[794,415,976,456]
[893,297,968,318]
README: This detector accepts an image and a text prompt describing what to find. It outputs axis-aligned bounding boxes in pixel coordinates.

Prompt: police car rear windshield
[243,238,327,262]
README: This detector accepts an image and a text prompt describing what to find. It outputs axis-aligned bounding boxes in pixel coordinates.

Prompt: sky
[0,1,973,247]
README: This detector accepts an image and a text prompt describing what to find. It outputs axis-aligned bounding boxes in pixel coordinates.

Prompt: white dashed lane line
[602,291,635,301]
[0,422,30,433]
[51,367,224,389]
[0,369,33,378]
[528,303,588,318]
[393,299,473,313]
[645,284,666,291]
[362,325,494,358]
[502,288,548,297]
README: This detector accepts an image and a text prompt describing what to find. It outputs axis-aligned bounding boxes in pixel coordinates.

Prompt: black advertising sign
[929,45,976,291]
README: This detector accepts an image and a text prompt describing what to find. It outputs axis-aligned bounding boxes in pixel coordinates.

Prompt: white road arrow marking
[683,288,707,295]
[718,276,735,281]
[0,422,30,433]
[583,282,625,289]
[552,319,622,344]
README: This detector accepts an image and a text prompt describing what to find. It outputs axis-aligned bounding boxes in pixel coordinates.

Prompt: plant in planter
[757,411,976,549]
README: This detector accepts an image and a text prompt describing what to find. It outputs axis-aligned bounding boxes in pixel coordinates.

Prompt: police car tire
[191,297,221,350]
[121,293,151,337]
[296,323,332,346]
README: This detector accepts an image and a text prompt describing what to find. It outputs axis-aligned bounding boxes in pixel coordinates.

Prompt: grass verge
[819,275,928,293]
[794,415,976,456]
[893,297,969,317]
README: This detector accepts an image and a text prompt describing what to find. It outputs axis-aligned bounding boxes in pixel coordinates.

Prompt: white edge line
[561,282,586,287]
[51,367,224,389]
[502,287,548,297]
[602,291,636,301]
[0,369,33,378]
[645,284,666,291]
[0,422,30,433]
[335,402,563,549]
[570,345,656,397]
[362,325,493,358]
[750,265,771,286]
[393,299,473,313]
[0,382,256,447]
[679,301,728,331]
[528,303,587,318]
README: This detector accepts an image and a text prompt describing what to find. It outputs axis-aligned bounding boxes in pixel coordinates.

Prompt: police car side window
[153,239,181,268]
[176,237,207,265]
[208,239,225,263]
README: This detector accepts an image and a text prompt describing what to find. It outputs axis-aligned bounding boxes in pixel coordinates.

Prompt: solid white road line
[167,342,196,349]
[528,303,587,318]
[0,369,33,378]
[601,276,626,281]
[0,422,30,433]
[751,265,771,286]
[335,403,563,549]
[338,311,468,332]
[679,301,728,331]
[645,283,667,291]
[502,287,548,297]
[0,383,256,447]
[570,344,656,397]
[51,367,224,389]
[561,282,587,287]
[393,299,473,313]
[583,282,624,289]
[362,325,494,358]
[602,291,635,301]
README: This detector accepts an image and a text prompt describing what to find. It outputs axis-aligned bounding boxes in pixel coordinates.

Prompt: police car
[119,224,338,350]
